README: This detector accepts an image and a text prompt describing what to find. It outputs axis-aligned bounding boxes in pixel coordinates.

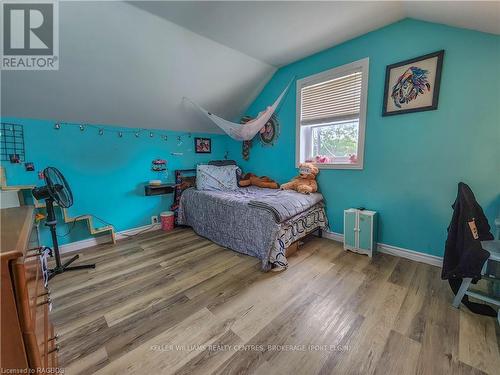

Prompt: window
[296,58,369,169]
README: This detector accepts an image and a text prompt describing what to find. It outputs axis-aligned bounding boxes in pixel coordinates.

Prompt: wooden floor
[49,228,500,375]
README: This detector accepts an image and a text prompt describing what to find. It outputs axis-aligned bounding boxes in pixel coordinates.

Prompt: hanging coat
[441,182,493,280]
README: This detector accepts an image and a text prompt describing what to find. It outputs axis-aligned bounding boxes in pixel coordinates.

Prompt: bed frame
[284,228,322,257]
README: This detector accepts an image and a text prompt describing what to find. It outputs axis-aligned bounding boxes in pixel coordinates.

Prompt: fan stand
[45,199,95,280]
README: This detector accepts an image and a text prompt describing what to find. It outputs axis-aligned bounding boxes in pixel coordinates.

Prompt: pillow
[208,159,242,182]
[196,164,239,191]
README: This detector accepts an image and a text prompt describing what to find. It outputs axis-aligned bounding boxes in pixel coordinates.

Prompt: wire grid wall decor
[1,123,25,162]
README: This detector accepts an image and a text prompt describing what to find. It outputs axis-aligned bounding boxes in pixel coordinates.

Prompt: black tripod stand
[44,198,95,280]
[32,167,96,280]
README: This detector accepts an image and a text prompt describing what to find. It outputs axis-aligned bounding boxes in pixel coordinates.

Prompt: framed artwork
[24,162,35,171]
[382,50,444,116]
[194,137,211,153]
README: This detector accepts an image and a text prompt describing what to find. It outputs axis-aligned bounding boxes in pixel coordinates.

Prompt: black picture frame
[194,137,211,153]
[382,50,444,116]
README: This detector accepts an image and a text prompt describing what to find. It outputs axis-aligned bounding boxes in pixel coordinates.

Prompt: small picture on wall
[9,154,20,163]
[195,137,211,153]
[24,162,35,171]
[382,50,444,116]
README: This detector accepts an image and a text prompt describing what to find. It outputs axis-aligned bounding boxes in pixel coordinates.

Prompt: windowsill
[298,162,363,170]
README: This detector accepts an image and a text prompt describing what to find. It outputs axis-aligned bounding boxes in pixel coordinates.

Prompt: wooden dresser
[1,206,59,372]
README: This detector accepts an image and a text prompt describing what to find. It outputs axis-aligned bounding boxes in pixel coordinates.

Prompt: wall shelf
[144,184,175,196]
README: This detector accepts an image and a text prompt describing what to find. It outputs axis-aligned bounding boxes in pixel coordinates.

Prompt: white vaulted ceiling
[2,1,499,132]
[131,1,500,67]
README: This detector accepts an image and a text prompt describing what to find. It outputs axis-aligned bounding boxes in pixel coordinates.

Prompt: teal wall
[1,117,227,245]
[2,19,499,256]
[227,19,500,257]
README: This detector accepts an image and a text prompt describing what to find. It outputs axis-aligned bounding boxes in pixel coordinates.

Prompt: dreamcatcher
[258,114,280,147]
[240,114,280,160]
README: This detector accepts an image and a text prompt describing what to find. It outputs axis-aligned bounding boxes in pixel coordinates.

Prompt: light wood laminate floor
[48,228,500,375]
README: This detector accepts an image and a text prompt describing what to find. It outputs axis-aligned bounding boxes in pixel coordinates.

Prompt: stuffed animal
[280,162,319,194]
[239,173,279,189]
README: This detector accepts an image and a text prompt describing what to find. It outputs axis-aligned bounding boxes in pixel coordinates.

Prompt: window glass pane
[310,120,359,163]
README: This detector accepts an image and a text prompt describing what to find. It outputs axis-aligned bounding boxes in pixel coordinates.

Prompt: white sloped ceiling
[132,1,499,67]
[0,1,276,132]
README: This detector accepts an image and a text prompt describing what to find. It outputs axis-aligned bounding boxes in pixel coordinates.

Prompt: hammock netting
[187,82,291,141]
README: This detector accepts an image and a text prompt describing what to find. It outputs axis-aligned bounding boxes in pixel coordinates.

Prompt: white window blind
[300,71,362,126]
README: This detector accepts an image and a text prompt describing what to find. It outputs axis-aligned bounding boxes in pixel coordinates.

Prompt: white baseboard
[59,223,161,254]
[322,231,344,243]
[322,230,443,268]
[115,223,161,241]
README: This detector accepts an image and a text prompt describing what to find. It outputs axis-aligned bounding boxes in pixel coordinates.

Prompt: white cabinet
[344,208,377,257]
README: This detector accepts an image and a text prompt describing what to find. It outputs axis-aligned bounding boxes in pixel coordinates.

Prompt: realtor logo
[1,0,59,70]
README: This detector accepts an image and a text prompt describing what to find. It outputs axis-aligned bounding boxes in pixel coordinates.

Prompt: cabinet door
[344,211,357,249]
[358,213,372,252]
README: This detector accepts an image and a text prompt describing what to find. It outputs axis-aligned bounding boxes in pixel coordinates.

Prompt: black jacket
[441,182,493,280]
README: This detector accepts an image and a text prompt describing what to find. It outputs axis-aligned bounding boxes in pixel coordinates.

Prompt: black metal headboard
[208,160,237,166]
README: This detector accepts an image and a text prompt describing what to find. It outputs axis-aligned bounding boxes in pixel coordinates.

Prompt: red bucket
[160,211,174,231]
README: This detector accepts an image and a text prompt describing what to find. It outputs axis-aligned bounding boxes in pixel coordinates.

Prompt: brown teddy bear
[280,162,319,194]
[239,173,279,189]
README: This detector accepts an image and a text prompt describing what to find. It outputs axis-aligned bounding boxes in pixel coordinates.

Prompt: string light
[53,122,180,142]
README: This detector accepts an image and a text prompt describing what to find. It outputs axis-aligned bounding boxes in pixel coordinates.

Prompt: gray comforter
[248,189,323,223]
[177,186,325,269]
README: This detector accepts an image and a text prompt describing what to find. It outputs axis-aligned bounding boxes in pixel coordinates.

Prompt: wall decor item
[259,114,280,147]
[240,116,253,161]
[151,159,168,182]
[9,154,21,163]
[53,121,174,141]
[151,159,167,172]
[24,162,35,171]
[382,50,444,116]
[1,123,25,162]
[194,137,211,153]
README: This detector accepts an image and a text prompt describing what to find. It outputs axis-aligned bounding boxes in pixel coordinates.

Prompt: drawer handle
[48,345,60,354]
[37,297,51,306]
[38,289,51,298]
[48,334,59,342]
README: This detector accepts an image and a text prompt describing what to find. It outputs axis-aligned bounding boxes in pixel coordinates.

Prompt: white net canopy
[186,82,291,141]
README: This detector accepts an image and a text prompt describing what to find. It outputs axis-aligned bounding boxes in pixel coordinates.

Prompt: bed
[177,186,328,270]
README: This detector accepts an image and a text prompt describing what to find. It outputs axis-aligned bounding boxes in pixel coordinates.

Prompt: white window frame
[295,58,369,170]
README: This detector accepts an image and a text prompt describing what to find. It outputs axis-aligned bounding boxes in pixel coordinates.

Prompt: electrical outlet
[151,216,159,224]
